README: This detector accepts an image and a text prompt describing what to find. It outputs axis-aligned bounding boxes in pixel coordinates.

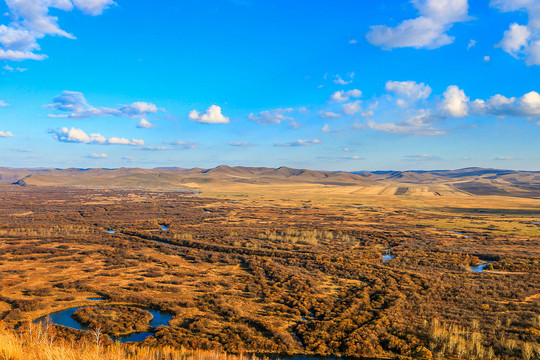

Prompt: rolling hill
[3,166,540,198]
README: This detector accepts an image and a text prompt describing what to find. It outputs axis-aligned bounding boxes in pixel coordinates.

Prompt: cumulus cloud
[319,111,342,119]
[330,89,362,102]
[342,100,363,115]
[87,152,108,158]
[46,91,162,126]
[366,0,470,50]
[274,139,322,147]
[492,0,540,65]
[322,124,331,132]
[136,119,155,128]
[441,85,469,117]
[470,91,540,118]
[0,0,114,61]
[189,105,230,124]
[0,130,14,137]
[385,81,432,102]
[247,108,294,125]
[49,127,144,146]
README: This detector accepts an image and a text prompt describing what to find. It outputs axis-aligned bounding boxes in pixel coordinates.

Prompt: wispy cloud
[247,108,294,125]
[46,91,162,127]
[333,72,355,85]
[274,139,322,147]
[163,141,198,149]
[366,0,470,50]
[87,153,108,159]
[3,65,27,72]
[319,111,342,119]
[403,154,442,161]
[229,142,255,147]
[0,100,9,107]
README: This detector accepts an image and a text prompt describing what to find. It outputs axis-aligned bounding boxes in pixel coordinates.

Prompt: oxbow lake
[35,307,172,343]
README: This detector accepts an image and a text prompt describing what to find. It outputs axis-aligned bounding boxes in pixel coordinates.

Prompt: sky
[0,0,539,171]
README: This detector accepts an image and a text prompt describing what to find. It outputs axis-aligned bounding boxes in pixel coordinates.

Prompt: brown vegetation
[0,183,538,359]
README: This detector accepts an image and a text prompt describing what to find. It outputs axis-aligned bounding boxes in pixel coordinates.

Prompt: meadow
[0,182,538,359]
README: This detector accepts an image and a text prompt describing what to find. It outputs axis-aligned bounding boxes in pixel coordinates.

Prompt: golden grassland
[0,185,538,359]
[0,322,261,360]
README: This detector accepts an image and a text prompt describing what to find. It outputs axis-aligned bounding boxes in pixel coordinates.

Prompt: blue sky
[0,0,539,171]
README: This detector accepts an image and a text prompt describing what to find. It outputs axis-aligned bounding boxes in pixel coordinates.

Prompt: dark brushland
[0,165,538,360]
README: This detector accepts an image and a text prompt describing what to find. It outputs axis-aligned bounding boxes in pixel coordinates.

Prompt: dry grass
[0,322,261,360]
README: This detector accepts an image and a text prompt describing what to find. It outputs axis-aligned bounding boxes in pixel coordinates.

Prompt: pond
[382,249,395,262]
[160,224,168,231]
[450,231,470,238]
[106,230,115,234]
[471,261,493,273]
[35,306,172,343]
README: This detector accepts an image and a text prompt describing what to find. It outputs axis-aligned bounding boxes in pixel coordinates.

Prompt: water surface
[36,306,172,343]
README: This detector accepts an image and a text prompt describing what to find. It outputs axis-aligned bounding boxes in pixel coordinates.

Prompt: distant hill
[2,166,540,198]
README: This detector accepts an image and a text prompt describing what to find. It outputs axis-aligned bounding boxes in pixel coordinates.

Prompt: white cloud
[330,89,362,102]
[0,100,9,107]
[342,100,362,115]
[441,85,469,117]
[367,110,446,135]
[49,127,144,146]
[319,111,342,119]
[3,64,27,72]
[88,152,108,158]
[498,23,531,57]
[164,141,198,149]
[385,81,432,101]
[322,124,331,132]
[366,0,470,50]
[189,105,230,124]
[274,139,322,147]
[229,142,255,147]
[470,90,540,118]
[495,156,513,160]
[247,108,293,125]
[136,119,155,128]
[403,154,442,161]
[72,0,115,15]
[467,39,476,49]
[0,0,113,61]
[0,131,14,137]
[46,91,162,125]
[333,73,354,85]
[492,1,540,65]
[140,146,174,151]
